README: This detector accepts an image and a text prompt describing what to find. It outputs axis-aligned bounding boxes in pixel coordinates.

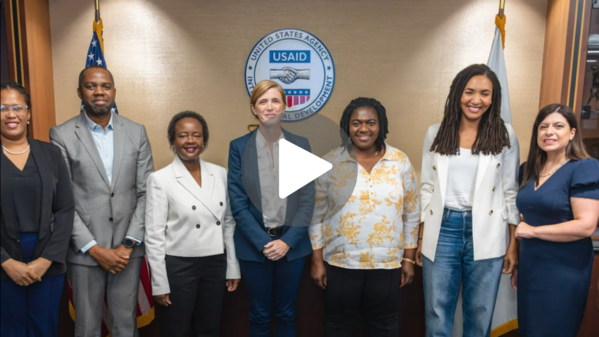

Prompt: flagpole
[94,0,101,22]
[498,0,506,18]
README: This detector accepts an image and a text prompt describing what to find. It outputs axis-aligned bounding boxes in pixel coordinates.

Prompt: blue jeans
[423,209,503,337]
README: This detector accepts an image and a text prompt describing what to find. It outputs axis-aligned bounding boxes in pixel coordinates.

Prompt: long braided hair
[339,97,388,152]
[429,64,510,155]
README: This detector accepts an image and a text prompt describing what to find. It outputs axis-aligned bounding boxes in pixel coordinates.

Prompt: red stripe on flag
[287,96,293,108]
[293,96,299,106]
[140,257,153,304]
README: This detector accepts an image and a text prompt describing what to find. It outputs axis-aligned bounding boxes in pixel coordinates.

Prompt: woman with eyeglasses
[0,82,75,336]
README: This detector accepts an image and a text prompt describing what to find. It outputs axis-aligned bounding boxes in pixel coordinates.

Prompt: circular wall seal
[245,28,336,121]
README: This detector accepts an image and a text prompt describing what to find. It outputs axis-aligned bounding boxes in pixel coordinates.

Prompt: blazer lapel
[200,159,215,201]
[243,130,262,202]
[111,115,124,190]
[173,156,218,219]
[74,113,111,189]
[28,139,52,240]
[474,154,493,195]
[437,153,449,207]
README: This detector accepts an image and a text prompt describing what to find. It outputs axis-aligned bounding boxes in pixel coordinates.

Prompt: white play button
[279,139,332,199]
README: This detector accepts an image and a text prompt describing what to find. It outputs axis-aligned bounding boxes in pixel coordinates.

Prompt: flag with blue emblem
[83,18,118,114]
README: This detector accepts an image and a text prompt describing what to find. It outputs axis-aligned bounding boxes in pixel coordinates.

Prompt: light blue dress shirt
[80,112,141,253]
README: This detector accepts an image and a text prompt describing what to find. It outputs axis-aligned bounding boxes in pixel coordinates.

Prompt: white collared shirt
[256,129,287,228]
[83,111,114,184]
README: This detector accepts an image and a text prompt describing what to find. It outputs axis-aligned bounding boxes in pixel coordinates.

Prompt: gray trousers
[67,257,143,337]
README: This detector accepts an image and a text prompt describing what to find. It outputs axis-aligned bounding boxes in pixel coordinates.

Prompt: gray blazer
[50,112,154,266]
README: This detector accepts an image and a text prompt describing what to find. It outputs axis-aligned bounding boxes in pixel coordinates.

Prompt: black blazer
[1,138,75,281]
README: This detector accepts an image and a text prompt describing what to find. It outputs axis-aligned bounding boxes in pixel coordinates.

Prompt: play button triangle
[279,139,332,199]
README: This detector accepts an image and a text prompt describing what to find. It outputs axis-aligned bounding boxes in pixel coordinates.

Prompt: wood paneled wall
[539,0,573,109]
[3,0,56,141]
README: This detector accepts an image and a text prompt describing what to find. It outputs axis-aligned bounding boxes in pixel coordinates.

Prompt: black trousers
[157,254,227,337]
[324,262,401,337]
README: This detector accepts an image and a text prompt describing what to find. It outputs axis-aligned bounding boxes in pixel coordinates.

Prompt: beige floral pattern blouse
[309,144,420,269]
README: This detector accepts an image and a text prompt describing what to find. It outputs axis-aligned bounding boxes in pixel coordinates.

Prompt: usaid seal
[245,28,335,121]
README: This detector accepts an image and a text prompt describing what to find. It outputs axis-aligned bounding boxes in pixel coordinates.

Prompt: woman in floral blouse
[309,97,420,336]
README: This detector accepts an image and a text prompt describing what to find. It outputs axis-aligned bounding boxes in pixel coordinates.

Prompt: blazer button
[216,221,221,226]
[220,202,223,206]
[109,217,113,222]
[496,163,501,168]
[492,186,496,192]
[433,165,437,171]
[489,210,493,215]
[431,187,434,192]
[111,193,114,197]
[192,205,196,210]
[196,224,200,229]
[430,210,433,215]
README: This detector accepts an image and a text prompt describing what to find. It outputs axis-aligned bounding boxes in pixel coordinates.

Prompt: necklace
[539,158,569,177]
[2,145,30,155]
[363,151,381,172]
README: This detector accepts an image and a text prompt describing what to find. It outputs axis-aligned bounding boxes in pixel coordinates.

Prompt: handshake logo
[245,28,335,121]
[270,67,310,84]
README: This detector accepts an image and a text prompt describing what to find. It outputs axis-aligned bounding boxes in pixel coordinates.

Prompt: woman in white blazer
[145,111,240,337]
[415,64,520,337]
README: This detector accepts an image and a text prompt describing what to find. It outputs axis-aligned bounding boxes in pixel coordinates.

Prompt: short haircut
[339,97,389,152]
[167,111,210,150]
[1,82,32,110]
[78,66,115,88]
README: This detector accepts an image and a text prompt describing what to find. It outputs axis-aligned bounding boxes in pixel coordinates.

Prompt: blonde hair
[250,80,286,113]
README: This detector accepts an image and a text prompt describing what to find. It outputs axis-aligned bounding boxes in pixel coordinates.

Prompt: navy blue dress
[516,158,599,337]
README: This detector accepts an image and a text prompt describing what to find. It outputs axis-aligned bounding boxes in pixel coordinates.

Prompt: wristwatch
[123,238,136,248]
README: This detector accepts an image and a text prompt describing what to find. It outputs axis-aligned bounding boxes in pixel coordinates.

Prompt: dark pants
[0,233,63,337]
[156,253,227,337]
[238,254,306,337]
[324,262,401,337]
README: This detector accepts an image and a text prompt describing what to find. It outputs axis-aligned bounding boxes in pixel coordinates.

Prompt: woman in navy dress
[514,103,599,337]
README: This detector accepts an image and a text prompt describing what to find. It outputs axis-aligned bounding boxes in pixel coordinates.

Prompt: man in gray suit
[50,66,154,337]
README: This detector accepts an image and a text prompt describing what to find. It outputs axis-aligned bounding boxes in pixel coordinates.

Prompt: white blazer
[420,123,520,261]
[145,156,240,296]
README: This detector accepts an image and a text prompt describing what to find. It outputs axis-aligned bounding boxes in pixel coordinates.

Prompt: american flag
[82,18,118,114]
[68,18,155,336]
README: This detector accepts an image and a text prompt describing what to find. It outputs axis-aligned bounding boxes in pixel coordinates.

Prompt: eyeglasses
[0,105,29,116]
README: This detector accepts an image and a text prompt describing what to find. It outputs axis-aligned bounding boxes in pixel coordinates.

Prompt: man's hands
[1,259,40,286]
[88,244,130,274]
[263,240,290,261]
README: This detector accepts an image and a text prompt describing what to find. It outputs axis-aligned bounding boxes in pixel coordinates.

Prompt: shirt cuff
[125,236,143,245]
[80,240,98,253]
